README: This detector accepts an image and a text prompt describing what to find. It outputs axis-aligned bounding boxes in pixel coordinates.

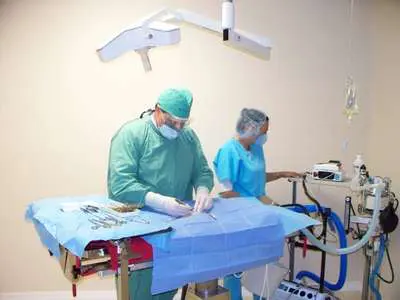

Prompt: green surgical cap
[157,88,193,119]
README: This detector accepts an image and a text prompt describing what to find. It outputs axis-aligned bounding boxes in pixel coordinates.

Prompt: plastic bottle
[352,154,364,178]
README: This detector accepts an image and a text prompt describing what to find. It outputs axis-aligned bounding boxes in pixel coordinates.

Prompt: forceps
[175,199,217,221]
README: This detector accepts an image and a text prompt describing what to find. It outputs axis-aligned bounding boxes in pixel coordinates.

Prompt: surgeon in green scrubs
[107,88,214,300]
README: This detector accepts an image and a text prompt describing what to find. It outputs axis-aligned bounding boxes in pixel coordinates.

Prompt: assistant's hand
[194,187,213,213]
[258,195,278,205]
[145,192,192,217]
[280,171,304,178]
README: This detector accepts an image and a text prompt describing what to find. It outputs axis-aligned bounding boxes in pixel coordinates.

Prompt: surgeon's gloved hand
[194,187,213,213]
[145,192,192,217]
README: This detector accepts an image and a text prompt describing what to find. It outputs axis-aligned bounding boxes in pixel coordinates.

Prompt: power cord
[302,175,323,216]
[349,202,362,240]
[377,236,395,284]
[391,192,399,211]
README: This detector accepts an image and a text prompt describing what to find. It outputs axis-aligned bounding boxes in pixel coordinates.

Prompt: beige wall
[0,0,397,297]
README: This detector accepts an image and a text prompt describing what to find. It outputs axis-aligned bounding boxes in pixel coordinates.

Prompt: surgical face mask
[159,124,179,140]
[255,133,268,145]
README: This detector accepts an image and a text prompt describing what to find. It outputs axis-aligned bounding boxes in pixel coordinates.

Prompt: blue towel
[149,198,320,294]
[25,195,172,257]
[26,196,320,294]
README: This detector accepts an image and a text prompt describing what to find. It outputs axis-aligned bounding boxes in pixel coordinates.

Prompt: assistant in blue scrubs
[213,108,302,300]
[214,138,266,198]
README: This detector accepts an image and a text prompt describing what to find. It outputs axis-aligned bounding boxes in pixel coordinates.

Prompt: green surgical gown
[107,116,214,300]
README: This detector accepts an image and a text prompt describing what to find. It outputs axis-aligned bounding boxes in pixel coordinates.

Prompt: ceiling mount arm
[96,2,272,72]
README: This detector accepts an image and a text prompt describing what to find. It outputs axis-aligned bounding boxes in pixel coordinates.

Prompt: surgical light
[96,1,272,72]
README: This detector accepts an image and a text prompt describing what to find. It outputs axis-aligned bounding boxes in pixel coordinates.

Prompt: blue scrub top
[213,139,266,197]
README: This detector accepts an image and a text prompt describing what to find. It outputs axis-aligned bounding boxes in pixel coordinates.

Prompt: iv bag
[343,76,359,121]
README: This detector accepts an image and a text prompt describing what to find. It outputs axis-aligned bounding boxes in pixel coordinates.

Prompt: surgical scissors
[81,206,122,229]
[85,205,127,226]
[88,218,112,230]
[81,204,151,229]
